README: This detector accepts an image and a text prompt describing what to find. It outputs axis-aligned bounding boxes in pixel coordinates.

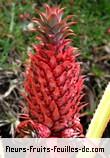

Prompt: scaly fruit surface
[16,4,84,138]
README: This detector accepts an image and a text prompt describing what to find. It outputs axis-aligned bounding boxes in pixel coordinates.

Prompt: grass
[70,0,110,57]
[0,0,36,67]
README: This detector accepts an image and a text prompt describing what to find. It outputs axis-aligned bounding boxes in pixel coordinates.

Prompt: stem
[77,83,110,158]
[9,3,15,33]
[86,82,110,138]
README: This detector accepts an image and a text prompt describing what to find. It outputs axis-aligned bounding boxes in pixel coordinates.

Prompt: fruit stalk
[86,82,110,138]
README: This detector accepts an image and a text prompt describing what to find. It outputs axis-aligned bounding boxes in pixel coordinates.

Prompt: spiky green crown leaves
[32,4,76,44]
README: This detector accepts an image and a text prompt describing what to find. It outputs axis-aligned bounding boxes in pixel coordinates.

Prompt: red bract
[16,4,84,138]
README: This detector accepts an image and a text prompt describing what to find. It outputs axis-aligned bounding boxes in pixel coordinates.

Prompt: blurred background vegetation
[0,0,110,137]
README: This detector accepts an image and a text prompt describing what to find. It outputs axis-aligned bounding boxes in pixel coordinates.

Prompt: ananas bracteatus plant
[16,4,84,138]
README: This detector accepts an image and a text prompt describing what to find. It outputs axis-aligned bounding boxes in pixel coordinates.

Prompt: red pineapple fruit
[16,4,84,138]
